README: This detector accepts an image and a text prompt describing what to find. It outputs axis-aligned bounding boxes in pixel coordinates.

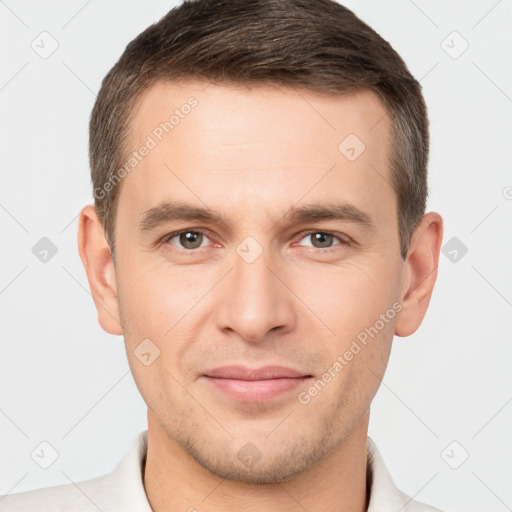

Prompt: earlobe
[395,212,443,337]
[77,205,123,335]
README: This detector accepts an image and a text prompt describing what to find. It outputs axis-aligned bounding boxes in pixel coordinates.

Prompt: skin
[78,80,443,512]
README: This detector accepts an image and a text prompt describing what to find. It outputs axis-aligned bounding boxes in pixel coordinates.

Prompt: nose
[214,243,297,343]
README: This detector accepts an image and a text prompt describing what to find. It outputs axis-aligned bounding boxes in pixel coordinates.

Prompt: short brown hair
[89,0,429,261]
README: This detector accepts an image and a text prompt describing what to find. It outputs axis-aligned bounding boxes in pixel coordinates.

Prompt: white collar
[100,430,441,512]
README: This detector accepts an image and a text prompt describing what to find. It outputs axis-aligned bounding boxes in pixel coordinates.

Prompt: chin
[182,433,329,484]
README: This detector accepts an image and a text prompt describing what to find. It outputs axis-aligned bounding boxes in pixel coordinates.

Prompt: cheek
[116,257,197,336]
[303,317,394,417]
[116,260,210,383]
[292,258,399,402]
[295,258,401,338]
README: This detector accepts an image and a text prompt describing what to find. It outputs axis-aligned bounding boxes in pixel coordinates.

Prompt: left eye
[297,231,346,249]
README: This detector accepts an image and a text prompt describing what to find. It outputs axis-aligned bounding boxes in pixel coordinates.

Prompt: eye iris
[180,231,202,249]
[312,232,333,248]
[175,232,336,250]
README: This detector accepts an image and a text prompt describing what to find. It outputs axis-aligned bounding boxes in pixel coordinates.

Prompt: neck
[144,409,370,512]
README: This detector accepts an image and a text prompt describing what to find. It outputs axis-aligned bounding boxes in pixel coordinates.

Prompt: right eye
[163,230,212,251]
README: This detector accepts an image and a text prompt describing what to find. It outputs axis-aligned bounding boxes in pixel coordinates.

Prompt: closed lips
[203,365,312,380]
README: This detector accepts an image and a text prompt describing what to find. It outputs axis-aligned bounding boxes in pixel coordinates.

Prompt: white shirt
[0,431,444,511]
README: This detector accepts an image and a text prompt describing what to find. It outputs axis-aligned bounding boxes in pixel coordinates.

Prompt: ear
[77,205,123,335]
[395,212,443,337]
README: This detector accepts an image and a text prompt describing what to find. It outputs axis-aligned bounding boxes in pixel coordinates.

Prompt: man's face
[114,81,405,483]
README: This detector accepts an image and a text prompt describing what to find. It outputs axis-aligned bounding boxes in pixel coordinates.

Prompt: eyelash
[161,229,349,253]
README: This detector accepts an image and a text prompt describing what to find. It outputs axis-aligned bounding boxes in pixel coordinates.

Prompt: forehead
[117,80,394,227]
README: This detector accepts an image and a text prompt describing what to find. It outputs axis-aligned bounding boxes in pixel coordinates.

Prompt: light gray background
[1,1,511,511]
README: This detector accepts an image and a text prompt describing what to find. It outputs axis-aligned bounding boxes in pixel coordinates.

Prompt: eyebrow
[137,200,375,233]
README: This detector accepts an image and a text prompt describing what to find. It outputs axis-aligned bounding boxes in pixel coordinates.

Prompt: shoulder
[388,487,446,512]
[366,437,447,512]
[0,473,111,512]
[0,430,151,512]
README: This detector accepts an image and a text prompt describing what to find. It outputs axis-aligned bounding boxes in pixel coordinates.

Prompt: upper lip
[204,365,310,380]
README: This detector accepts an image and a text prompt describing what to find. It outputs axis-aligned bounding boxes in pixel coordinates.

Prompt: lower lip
[204,376,311,402]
